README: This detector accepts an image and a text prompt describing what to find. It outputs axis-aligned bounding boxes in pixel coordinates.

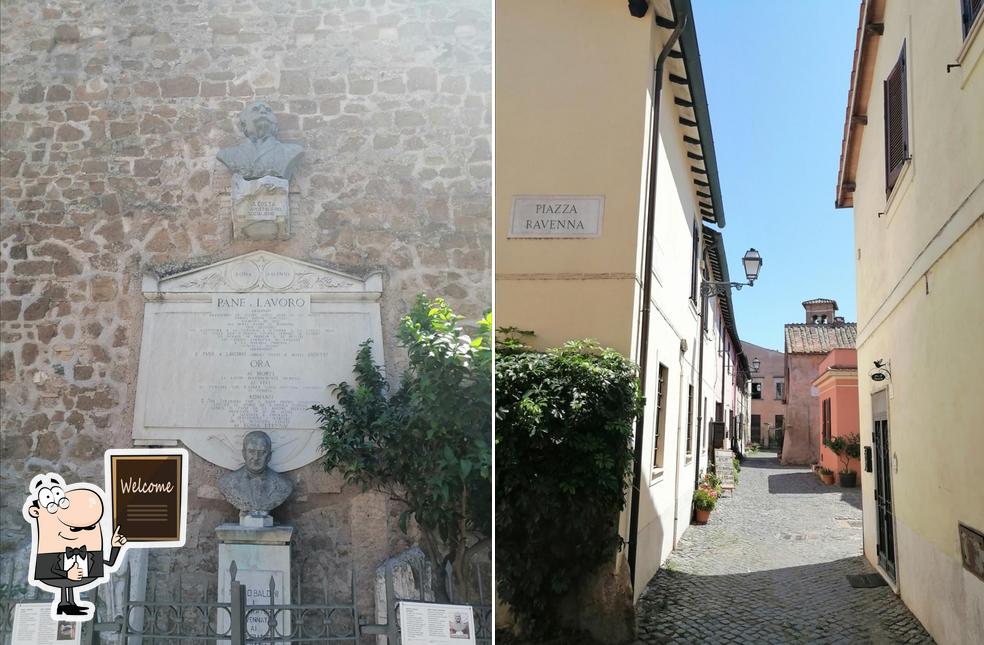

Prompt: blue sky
[692,0,860,351]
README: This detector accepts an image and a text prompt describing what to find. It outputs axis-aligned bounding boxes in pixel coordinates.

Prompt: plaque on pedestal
[216,524,294,644]
[231,176,290,241]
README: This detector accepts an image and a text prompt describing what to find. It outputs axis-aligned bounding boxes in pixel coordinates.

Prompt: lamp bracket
[700,280,753,298]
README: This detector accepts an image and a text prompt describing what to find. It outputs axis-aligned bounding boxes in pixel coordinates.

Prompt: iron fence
[0,556,491,645]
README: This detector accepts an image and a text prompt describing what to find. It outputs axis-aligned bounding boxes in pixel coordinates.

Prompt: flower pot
[694,508,711,525]
[820,472,835,485]
[839,471,857,487]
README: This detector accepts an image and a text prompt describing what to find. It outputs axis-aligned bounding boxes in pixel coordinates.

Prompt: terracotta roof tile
[784,323,857,354]
[801,298,838,307]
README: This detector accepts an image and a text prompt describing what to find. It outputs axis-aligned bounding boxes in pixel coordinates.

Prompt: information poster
[11,603,81,644]
[107,450,187,545]
[398,602,476,645]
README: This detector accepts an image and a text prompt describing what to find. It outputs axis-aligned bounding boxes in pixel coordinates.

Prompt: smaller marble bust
[219,431,293,524]
[216,101,304,181]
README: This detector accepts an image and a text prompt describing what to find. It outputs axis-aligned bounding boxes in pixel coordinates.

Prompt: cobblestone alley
[635,451,933,644]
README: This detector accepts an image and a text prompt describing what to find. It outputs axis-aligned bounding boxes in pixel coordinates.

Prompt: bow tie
[65,546,87,559]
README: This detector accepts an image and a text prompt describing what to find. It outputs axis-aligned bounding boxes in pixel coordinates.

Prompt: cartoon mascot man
[22,473,127,620]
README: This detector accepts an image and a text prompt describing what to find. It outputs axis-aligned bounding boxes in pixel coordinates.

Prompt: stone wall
[0,0,491,616]
[782,353,825,465]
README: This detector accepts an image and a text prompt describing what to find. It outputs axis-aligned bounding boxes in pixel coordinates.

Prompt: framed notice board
[105,449,188,547]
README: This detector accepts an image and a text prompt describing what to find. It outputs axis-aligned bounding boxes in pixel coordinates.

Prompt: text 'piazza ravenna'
[509,195,604,238]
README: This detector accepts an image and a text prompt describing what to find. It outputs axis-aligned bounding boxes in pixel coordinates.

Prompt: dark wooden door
[873,417,897,580]
[750,414,761,443]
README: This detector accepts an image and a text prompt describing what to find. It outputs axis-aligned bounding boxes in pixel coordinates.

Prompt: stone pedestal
[216,524,294,643]
[231,175,290,241]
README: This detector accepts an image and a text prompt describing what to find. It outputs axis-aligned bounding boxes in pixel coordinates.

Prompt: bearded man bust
[216,101,303,181]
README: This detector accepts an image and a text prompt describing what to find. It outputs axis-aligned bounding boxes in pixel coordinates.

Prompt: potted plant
[819,467,835,485]
[824,434,860,487]
[693,487,718,524]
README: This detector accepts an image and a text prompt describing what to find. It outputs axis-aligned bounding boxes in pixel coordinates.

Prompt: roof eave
[835,0,886,209]
[669,0,726,228]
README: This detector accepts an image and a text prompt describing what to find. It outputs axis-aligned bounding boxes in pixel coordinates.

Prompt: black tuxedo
[35,547,121,608]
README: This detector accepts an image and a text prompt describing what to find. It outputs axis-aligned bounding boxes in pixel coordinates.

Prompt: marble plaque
[133,251,384,471]
[508,195,604,238]
[231,176,290,241]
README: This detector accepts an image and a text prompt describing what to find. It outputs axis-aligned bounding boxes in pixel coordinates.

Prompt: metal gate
[1,558,491,645]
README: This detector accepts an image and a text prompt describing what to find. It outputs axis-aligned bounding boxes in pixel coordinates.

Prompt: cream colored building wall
[849,1,984,642]
[495,0,653,352]
[631,75,720,596]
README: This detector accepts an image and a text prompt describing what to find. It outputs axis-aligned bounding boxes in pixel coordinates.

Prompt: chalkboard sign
[107,450,186,545]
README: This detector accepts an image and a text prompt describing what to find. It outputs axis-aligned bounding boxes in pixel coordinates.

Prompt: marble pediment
[144,251,382,297]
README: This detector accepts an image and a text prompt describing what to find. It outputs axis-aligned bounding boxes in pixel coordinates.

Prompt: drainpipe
[694,289,707,493]
[626,10,689,583]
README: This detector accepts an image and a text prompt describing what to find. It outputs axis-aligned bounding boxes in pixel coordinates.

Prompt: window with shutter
[963,0,984,39]
[884,44,909,194]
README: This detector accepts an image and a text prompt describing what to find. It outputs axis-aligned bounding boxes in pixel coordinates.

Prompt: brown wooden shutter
[884,44,908,193]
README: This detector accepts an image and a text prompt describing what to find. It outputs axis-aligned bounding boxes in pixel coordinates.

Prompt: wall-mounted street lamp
[694,247,763,486]
[700,247,764,297]
[752,357,761,372]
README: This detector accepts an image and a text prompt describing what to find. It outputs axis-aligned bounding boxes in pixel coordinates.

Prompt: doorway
[751,414,761,443]
[872,391,896,581]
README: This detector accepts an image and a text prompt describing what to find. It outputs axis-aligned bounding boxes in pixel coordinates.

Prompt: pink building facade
[813,348,860,481]
[741,341,786,449]
[782,299,857,465]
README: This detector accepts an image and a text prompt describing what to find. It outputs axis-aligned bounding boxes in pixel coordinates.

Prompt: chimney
[803,299,838,324]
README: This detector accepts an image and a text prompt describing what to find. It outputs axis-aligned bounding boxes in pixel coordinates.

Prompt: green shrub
[495,338,641,638]
[704,471,722,491]
[693,487,718,511]
[313,296,492,601]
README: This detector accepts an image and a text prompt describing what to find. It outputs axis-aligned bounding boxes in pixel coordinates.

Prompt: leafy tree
[313,296,492,601]
[496,337,641,637]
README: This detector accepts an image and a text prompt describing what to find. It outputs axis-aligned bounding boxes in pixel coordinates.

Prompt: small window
[963,0,983,39]
[751,380,763,400]
[689,222,700,303]
[700,266,709,331]
[775,379,785,400]
[686,384,695,453]
[822,398,832,444]
[884,43,909,193]
[652,364,669,470]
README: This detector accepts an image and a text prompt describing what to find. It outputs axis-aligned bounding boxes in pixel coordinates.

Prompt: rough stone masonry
[0,0,491,616]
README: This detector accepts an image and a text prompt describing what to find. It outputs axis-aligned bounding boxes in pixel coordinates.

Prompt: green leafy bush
[495,339,641,637]
[693,487,718,511]
[704,471,723,491]
[313,296,492,601]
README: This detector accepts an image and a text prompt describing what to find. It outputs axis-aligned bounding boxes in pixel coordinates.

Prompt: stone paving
[635,451,933,644]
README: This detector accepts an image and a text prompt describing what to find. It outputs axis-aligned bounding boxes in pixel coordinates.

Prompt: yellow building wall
[850,1,984,642]
[495,0,654,350]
